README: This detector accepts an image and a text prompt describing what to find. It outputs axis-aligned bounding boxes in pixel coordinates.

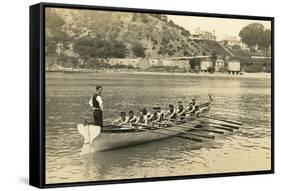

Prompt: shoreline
[46,69,271,79]
[118,71,271,79]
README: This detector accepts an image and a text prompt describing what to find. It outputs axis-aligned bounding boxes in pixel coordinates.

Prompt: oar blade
[208,125,234,131]
[203,116,242,126]
[219,123,240,129]
[199,119,240,129]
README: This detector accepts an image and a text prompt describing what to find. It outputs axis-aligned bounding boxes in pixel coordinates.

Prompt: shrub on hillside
[245,65,264,73]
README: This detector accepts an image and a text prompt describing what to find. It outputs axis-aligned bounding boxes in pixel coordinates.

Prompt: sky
[168,15,271,41]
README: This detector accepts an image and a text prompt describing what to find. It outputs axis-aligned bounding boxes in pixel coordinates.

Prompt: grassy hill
[46,8,208,62]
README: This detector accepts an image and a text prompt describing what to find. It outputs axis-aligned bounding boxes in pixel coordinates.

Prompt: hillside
[46,8,208,60]
[194,40,231,57]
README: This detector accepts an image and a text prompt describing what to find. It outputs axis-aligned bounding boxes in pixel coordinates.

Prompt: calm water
[45,72,271,184]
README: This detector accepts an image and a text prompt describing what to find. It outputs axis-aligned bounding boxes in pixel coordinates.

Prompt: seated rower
[191,98,198,107]
[111,112,128,126]
[135,110,148,126]
[128,110,137,126]
[177,101,186,120]
[191,99,200,117]
[194,104,201,117]
[148,107,161,124]
[186,99,199,119]
[157,107,165,122]
[142,108,151,119]
[185,101,195,118]
[164,104,177,122]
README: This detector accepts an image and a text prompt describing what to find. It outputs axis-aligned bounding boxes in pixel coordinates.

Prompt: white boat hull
[91,124,198,151]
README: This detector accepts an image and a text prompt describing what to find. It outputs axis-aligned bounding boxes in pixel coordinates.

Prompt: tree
[239,23,264,48]
[132,42,146,57]
[107,40,127,58]
[260,29,271,56]
[73,36,95,66]
[239,23,271,54]
[45,8,70,65]
[73,36,128,67]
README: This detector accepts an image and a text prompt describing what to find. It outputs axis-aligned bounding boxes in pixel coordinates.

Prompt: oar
[169,119,233,133]
[169,119,227,133]
[142,123,215,139]
[201,116,242,126]
[208,125,234,132]
[152,122,216,139]
[197,119,240,130]
[118,124,203,142]
[165,122,224,134]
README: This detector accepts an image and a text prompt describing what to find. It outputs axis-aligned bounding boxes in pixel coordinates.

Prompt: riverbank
[115,71,271,79]
[47,68,271,79]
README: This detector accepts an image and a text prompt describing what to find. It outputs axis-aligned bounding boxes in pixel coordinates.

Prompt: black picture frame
[30,2,274,188]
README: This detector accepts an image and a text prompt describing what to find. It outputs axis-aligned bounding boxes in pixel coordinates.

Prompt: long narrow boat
[77,101,212,151]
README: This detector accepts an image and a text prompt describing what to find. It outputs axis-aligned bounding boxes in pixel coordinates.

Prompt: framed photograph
[29,2,274,188]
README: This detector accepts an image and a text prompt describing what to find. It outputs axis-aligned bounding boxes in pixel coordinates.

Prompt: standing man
[89,85,103,128]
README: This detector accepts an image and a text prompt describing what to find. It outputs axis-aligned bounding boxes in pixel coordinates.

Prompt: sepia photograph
[44,5,273,185]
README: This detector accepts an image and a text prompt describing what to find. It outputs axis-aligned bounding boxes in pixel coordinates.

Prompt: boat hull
[92,125,197,151]
[79,101,211,151]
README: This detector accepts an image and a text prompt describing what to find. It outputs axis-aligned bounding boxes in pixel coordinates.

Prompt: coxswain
[89,85,103,127]
[111,112,128,126]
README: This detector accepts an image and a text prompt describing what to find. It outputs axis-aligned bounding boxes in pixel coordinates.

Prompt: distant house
[190,27,216,41]
[228,60,241,74]
[200,59,213,72]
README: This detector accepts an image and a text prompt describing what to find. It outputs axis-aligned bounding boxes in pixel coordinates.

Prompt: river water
[45,72,271,184]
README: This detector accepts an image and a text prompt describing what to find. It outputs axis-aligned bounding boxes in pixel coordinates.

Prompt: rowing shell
[77,102,211,152]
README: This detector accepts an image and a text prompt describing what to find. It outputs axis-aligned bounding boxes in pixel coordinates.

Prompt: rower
[111,112,128,126]
[177,101,186,120]
[135,110,148,126]
[128,110,137,125]
[142,108,151,119]
[164,104,177,121]
[156,107,164,122]
[191,98,198,107]
[191,99,200,117]
[185,101,195,119]
[148,107,160,123]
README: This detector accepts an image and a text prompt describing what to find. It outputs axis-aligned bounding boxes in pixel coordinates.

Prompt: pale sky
[168,15,271,40]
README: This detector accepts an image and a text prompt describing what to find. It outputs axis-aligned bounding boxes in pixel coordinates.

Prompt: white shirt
[96,95,103,110]
[89,95,103,111]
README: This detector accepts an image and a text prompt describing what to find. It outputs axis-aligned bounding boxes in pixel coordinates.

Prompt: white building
[190,27,216,41]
